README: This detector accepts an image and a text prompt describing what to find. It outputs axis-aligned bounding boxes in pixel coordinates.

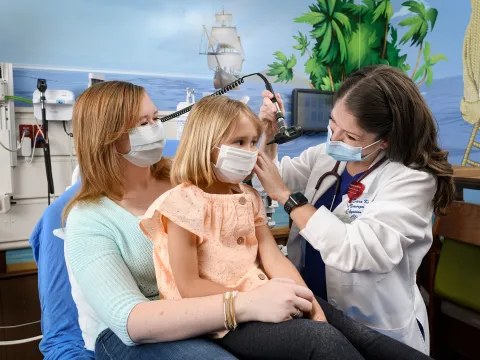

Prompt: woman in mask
[63,81,317,359]
[254,65,455,355]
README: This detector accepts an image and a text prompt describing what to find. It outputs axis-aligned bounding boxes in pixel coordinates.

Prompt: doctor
[254,65,455,355]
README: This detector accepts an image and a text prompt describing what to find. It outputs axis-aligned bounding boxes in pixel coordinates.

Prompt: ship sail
[200,8,245,89]
[207,52,243,71]
[209,27,244,58]
[216,13,232,24]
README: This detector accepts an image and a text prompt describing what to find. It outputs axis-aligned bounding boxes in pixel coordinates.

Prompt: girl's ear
[380,140,388,150]
[211,146,220,165]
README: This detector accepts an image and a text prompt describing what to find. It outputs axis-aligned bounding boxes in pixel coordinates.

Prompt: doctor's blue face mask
[326,125,382,162]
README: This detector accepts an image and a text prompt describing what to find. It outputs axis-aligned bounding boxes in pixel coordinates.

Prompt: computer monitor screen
[292,89,333,132]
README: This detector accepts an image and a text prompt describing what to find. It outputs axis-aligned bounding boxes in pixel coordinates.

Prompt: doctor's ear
[380,140,388,150]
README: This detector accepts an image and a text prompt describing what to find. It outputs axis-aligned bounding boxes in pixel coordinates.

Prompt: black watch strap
[284,192,309,215]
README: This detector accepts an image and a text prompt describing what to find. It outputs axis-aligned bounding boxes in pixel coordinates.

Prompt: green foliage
[293,32,311,56]
[385,27,410,73]
[373,0,394,22]
[295,0,352,64]
[412,42,448,86]
[319,76,342,91]
[398,1,437,46]
[266,51,297,83]
[344,22,382,74]
[305,56,328,88]
[267,0,444,90]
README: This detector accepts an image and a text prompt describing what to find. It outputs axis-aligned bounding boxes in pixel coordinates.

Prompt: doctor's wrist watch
[284,192,309,215]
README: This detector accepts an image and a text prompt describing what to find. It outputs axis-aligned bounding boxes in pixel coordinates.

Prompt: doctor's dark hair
[334,65,455,215]
[63,81,170,223]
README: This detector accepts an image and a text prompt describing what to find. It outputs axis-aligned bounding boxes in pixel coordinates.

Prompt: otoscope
[160,72,303,145]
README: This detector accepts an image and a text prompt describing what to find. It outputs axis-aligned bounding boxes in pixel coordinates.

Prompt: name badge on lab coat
[337,194,370,222]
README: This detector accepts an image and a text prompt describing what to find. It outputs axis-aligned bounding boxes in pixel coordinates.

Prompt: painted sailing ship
[200,8,245,90]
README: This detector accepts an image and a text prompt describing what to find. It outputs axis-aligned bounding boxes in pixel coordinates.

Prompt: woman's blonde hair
[63,81,170,221]
[171,96,262,188]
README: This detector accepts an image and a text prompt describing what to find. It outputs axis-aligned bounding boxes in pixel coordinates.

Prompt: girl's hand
[310,299,327,322]
[259,90,285,138]
[236,278,313,324]
[254,152,291,204]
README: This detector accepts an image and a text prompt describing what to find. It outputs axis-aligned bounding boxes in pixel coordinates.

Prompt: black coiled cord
[159,72,303,145]
[160,77,246,123]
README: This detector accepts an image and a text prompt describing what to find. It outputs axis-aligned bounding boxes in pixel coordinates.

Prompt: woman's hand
[259,90,285,138]
[254,152,291,205]
[310,298,327,322]
[236,278,313,324]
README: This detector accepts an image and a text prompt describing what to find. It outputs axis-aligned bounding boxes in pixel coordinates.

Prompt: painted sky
[0,0,471,79]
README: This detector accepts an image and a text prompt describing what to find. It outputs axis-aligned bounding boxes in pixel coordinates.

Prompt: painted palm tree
[373,0,394,59]
[295,0,351,90]
[293,31,312,58]
[412,42,447,87]
[398,0,438,79]
[267,0,444,91]
[267,51,315,88]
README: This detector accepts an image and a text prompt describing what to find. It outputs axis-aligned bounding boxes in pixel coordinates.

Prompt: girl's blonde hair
[63,81,170,221]
[171,96,262,187]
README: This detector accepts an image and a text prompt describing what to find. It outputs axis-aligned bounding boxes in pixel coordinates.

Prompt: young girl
[140,96,431,360]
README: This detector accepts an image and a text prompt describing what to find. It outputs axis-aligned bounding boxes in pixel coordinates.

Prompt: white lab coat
[256,143,435,355]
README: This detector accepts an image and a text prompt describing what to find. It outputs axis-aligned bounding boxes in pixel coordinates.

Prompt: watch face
[291,193,307,204]
[284,193,307,215]
[291,194,300,203]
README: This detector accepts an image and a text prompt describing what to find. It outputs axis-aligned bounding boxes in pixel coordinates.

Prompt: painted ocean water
[12,68,480,229]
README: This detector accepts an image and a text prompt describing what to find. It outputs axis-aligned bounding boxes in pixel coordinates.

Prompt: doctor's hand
[259,90,285,138]
[254,152,291,205]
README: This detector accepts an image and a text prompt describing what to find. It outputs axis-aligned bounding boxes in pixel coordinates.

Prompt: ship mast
[202,25,221,69]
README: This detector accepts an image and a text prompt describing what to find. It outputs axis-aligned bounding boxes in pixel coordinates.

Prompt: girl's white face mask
[123,120,166,167]
[213,145,258,184]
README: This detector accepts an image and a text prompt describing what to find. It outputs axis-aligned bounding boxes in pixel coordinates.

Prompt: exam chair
[426,201,480,359]
[29,178,94,360]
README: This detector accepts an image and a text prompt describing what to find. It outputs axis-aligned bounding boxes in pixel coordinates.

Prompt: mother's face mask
[122,120,166,167]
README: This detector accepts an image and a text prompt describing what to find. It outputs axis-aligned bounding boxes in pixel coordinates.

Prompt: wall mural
[1,0,478,265]
[201,8,246,89]
[267,0,445,91]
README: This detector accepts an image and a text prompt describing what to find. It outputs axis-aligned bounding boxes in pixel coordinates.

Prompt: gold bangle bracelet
[230,291,238,330]
[227,292,234,330]
[223,291,238,331]
[223,292,229,330]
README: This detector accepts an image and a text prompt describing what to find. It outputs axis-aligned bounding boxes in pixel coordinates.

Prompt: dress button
[258,273,266,280]
[237,237,244,245]
[239,197,246,205]
[330,299,337,308]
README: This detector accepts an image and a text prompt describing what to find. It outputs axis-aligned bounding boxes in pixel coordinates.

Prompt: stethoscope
[314,157,388,212]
